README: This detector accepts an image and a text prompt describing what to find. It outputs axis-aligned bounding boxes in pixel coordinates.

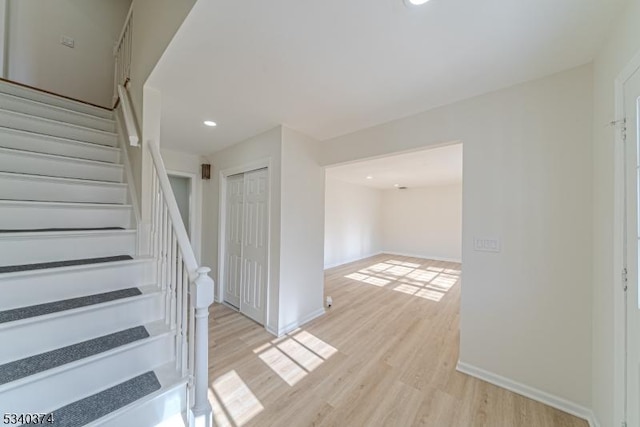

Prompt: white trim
[276,307,326,337]
[323,251,383,269]
[0,0,7,79]
[614,49,640,427]
[167,169,202,263]
[456,361,595,426]
[218,158,272,330]
[381,250,461,264]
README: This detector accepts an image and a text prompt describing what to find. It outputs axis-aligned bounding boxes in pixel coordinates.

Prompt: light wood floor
[208,254,587,427]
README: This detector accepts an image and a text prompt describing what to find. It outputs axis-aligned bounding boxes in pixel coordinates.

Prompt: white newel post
[190,267,214,427]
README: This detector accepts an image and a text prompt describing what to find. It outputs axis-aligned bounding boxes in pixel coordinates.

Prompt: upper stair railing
[113,7,214,426]
[113,4,133,106]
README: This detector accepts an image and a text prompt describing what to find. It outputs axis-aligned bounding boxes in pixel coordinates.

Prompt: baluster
[169,231,177,329]
[150,173,157,258]
[163,205,171,325]
[157,192,166,296]
[176,253,184,370]
[181,266,189,376]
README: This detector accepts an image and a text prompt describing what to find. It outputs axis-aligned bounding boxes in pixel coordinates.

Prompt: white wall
[324,178,383,268]
[382,183,462,262]
[592,0,640,425]
[320,64,593,411]
[279,127,325,334]
[5,0,131,107]
[160,148,206,263]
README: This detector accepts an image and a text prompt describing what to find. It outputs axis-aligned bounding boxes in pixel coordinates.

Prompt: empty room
[0,0,638,426]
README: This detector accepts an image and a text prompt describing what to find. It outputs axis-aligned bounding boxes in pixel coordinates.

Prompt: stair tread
[0,255,133,274]
[0,92,116,124]
[0,326,149,385]
[0,108,117,136]
[49,371,161,427]
[0,126,120,152]
[0,171,126,186]
[0,146,124,168]
[0,288,142,324]
[0,227,126,234]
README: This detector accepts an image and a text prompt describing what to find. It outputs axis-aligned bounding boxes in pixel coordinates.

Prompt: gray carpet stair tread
[47,371,161,427]
[0,326,149,385]
[0,288,142,324]
[0,227,125,233]
[0,255,133,274]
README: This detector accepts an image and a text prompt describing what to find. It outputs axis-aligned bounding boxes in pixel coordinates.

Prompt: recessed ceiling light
[394,184,400,187]
[366,176,374,180]
[405,0,430,5]
[204,120,217,127]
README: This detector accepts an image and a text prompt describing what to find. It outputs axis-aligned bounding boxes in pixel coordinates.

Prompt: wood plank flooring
[208,254,587,427]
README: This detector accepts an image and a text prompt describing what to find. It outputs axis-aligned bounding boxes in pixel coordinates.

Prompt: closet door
[240,168,269,324]
[223,174,244,308]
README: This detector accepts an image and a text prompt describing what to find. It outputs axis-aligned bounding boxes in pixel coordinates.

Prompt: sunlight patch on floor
[210,370,264,427]
[253,329,337,386]
[344,258,460,302]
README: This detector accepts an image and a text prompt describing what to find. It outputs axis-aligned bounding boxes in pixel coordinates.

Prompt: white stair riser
[0,232,136,267]
[0,334,174,414]
[0,82,112,119]
[0,203,133,230]
[0,149,123,182]
[0,94,116,132]
[97,383,187,427]
[0,127,120,163]
[0,260,155,310]
[0,175,127,204]
[0,293,163,364]
[0,110,117,147]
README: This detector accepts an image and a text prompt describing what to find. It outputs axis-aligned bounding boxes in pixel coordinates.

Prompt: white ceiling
[326,143,462,189]
[149,0,626,154]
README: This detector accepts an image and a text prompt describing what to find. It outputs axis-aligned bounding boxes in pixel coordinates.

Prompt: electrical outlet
[61,35,75,48]
[474,237,501,253]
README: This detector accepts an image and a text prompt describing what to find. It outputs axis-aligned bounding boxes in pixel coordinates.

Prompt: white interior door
[223,174,244,308]
[240,168,269,324]
[625,66,640,427]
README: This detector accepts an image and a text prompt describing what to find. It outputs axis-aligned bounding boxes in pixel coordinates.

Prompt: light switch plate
[474,237,501,253]
[61,35,75,48]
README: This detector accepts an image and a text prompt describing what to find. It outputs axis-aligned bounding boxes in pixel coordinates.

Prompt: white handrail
[117,85,139,146]
[147,139,214,427]
[113,4,133,105]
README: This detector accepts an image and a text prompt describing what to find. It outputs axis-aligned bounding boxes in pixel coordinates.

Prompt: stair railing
[148,141,214,427]
[113,4,133,106]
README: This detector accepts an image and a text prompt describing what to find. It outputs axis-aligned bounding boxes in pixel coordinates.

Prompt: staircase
[0,81,189,426]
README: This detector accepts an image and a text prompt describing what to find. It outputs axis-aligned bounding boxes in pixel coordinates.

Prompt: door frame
[615,49,640,427]
[167,169,201,263]
[218,158,272,327]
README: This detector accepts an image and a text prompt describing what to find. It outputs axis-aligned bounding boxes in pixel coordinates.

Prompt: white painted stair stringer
[0,109,117,146]
[0,80,113,119]
[0,172,128,204]
[0,322,174,415]
[0,286,163,364]
[0,229,137,267]
[0,200,133,230]
[0,147,124,182]
[0,257,155,310]
[0,92,116,132]
[0,127,120,163]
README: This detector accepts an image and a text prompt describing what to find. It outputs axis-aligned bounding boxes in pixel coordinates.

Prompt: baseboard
[323,251,383,270]
[456,361,595,425]
[382,251,461,263]
[277,307,326,337]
